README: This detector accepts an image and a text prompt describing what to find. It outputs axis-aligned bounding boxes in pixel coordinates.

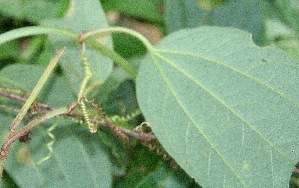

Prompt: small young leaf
[136,26,299,187]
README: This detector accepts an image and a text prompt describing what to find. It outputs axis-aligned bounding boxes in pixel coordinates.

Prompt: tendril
[78,43,96,133]
[84,98,129,140]
[109,108,141,122]
[37,119,59,165]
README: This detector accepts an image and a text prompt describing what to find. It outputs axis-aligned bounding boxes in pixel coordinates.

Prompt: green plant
[0,0,299,187]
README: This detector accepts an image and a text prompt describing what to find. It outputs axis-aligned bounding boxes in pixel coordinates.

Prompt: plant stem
[0,90,158,142]
[78,27,158,78]
[3,107,68,154]
[0,107,68,178]
[0,26,77,45]
[0,88,54,110]
[0,26,138,78]
[9,48,65,133]
[79,27,155,52]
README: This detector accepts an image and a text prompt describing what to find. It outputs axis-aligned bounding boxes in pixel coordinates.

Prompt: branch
[0,90,157,142]
[0,88,158,179]
[0,107,68,159]
[0,89,54,110]
[8,48,65,133]
[0,107,68,178]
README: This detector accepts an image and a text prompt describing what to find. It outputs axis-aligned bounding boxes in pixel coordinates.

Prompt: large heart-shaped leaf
[136,26,299,187]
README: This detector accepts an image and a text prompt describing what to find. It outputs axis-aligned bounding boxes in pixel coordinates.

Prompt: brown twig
[0,89,158,178]
[0,89,54,111]
[1,107,68,158]
[0,90,157,142]
[0,107,68,178]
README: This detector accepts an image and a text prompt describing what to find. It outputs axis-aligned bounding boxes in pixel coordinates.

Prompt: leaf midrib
[148,47,296,186]
[157,48,299,107]
[154,51,292,160]
[149,52,248,186]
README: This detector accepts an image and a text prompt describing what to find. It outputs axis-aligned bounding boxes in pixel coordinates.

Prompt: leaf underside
[137,26,299,187]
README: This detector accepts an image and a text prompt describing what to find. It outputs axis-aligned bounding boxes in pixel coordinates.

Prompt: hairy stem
[0,90,157,141]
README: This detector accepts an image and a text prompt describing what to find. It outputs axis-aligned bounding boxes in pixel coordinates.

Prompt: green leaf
[95,58,139,107]
[43,0,113,95]
[1,170,18,188]
[0,0,59,22]
[0,64,112,187]
[269,0,299,34]
[136,26,299,187]
[265,20,299,62]
[165,0,206,33]
[135,162,200,188]
[112,33,147,59]
[101,0,163,23]
[0,41,20,60]
[36,39,56,67]
[1,119,112,188]
[0,64,74,106]
[95,66,133,104]
[102,80,139,118]
[96,127,127,177]
[275,37,299,63]
[0,64,48,92]
[266,19,296,40]
[211,0,265,45]
[112,144,162,188]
